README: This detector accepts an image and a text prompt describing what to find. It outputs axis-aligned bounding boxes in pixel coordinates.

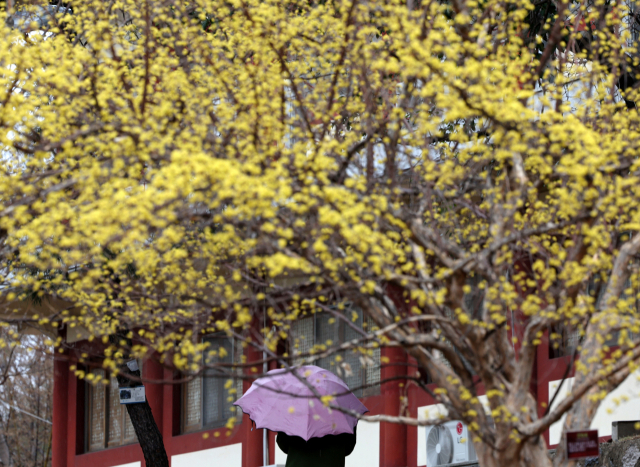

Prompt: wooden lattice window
[182,334,243,433]
[86,369,138,452]
[289,307,381,397]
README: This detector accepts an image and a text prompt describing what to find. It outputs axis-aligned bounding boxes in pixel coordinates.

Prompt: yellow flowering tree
[1,0,640,466]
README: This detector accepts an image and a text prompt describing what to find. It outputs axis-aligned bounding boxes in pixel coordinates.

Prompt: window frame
[289,307,381,398]
[181,333,243,433]
[85,368,138,452]
[549,262,640,358]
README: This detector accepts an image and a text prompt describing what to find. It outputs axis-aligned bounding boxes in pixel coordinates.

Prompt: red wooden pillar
[268,359,278,464]
[162,367,176,453]
[243,344,263,467]
[52,354,69,467]
[143,357,164,433]
[67,356,83,463]
[380,346,408,467]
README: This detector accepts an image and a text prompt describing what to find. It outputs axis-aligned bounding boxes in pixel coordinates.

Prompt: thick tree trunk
[115,364,169,467]
[475,435,552,467]
[0,415,12,467]
[109,329,168,467]
[0,433,12,467]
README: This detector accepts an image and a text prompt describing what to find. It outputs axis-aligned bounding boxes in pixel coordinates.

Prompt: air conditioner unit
[426,421,477,467]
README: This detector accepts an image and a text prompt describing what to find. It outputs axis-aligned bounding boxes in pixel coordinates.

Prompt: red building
[50,309,640,467]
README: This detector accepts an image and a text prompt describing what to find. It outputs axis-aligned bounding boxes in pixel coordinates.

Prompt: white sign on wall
[119,386,145,404]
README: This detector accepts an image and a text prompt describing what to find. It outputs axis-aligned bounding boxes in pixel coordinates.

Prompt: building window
[433,276,483,375]
[289,307,381,397]
[86,370,137,452]
[625,0,640,47]
[182,335,243,433]
[549,271,639,358]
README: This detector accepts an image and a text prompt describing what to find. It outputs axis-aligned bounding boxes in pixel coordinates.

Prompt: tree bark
[115,364,169,467]
[0,415,13,467]
[109,328,168,467]
[475,435,552,467]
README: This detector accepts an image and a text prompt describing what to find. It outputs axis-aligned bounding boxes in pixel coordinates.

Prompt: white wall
[275,437,287,465]
[347,422,380,467]
[111,463,140,467]
[275,422,380,467]
[416,396,490,467]
[171,443,242,467]
[549,371,640,445]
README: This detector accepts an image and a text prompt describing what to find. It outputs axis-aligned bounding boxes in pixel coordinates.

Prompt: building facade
[50,316,640,467]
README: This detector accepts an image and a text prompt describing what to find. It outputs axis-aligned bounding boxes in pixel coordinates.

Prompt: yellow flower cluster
[1,0,640,461]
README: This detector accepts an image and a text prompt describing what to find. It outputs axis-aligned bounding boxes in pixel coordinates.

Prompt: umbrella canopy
[234,365,368,441]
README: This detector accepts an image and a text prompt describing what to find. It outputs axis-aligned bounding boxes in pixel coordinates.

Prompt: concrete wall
[171,444,242,467]
[549,372,640,445]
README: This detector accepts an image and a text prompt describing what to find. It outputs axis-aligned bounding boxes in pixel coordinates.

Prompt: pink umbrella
[234,365,368,440]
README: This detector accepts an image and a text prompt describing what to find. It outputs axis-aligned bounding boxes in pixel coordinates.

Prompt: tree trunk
[0,415,12,467]
[115,363,169,467]
[475,435,552,467]
[109,327,168,467]
[43,431,52,467]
